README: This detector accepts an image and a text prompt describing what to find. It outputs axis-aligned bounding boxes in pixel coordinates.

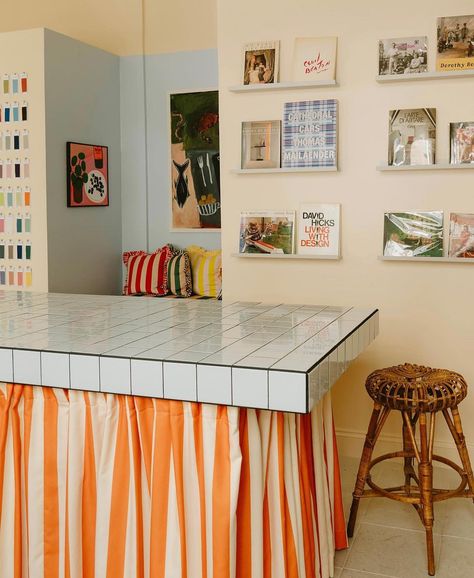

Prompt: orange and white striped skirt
[0,383,347,578]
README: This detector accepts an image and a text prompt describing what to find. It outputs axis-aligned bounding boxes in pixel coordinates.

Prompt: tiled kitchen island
[0,291,378,412]
[0,290,378,577]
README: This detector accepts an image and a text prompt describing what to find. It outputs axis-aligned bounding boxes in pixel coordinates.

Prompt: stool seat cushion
[366,363,468,412]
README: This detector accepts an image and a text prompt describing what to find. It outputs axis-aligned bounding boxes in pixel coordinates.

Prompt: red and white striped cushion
[124,247,172,296]
[122,250,146,294]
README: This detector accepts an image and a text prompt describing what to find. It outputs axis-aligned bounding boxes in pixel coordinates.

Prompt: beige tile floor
[334,456,474,578]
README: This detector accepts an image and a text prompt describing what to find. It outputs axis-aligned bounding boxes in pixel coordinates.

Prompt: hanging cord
[141,0,150,252]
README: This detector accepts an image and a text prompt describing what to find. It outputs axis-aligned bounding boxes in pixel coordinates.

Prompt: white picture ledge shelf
[377,163,474,172]
[379,256,474,263]
[229,79,338,92]
[232,253,341,260]
[232,166,338,174]
[376,69,474,83]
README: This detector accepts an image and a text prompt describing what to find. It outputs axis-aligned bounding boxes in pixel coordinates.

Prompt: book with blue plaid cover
[281,99,338,169]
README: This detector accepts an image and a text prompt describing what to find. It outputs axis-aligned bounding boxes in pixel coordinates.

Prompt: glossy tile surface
[0,291,378,411]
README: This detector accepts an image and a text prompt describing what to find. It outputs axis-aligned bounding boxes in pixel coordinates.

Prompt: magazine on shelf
[450,122,474,164]
[297,204,340,256]
[239,212,295,254]
[243,41,280,85]
[292,37,337,82]
[388,109,436,166]
[241,120,281,169]
[282,99,338,169]
[448,213,474,258]
[378,36,428,75]
[383,211,444,258]
[437,15,474,71]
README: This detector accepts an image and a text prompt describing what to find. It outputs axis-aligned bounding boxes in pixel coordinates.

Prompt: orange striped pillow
[124,247,172,296]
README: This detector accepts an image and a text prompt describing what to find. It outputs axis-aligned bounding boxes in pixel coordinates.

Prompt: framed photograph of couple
[243,41,280,85]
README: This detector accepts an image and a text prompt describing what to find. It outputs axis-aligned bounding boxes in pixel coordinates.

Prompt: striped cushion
[122,250,146,294]
[125,247,172,296]
[167,251,192,297]
[186,245,222,298]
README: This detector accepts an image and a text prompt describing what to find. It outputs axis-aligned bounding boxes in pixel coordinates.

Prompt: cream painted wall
[143,0,217,54]
[0,0,142,55]
[0,29,48,291]
[0,0,217,56]
[218,0,474,458]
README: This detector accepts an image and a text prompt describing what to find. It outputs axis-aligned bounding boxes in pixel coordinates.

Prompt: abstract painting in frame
[170,90,221,230]
[67,142,109,207]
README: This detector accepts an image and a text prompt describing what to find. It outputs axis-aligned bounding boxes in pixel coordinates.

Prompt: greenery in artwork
[170,91,219,151]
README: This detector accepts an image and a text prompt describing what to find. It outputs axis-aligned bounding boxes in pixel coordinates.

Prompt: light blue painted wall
[120,49,221,253]
[45,29,123,295]
[120,56,147,252]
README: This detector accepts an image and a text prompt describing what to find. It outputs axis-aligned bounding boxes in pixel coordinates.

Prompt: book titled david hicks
[297,203,340,256]
[282,99,338,169]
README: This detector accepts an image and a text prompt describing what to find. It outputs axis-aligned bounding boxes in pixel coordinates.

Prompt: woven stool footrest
[359,452,470,504]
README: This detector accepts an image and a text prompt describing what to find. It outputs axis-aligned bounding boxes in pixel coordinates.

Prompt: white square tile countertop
[0,291,379,413]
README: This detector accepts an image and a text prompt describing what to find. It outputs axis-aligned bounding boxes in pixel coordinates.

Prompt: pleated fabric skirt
[0,383,347,578]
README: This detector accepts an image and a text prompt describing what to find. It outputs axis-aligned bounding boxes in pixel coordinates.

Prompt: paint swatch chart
[0,71,32,288]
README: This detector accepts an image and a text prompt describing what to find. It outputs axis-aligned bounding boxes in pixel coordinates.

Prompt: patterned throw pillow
[186,245,222,298]
[122,250,146,295]
[167,251,193,297]
[123,246,173,296]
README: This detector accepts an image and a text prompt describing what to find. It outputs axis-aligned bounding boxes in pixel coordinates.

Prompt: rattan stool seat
[365,363,467,412]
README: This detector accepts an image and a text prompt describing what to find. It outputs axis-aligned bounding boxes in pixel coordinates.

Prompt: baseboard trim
[335,427,474,465]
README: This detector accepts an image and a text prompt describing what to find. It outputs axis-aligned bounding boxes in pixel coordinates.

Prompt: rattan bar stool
[347,363,474,576]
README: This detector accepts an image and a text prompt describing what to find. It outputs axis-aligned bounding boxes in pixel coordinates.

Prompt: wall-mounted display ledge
[232,166,338,174]
[232,253,341,260]
[229,79,338,92]
[377,163,474,172]
[376,69,474,83]
[379,256,474,263]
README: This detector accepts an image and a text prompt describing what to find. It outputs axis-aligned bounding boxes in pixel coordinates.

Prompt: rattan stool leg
[419,412,435,576]
[446,407,474,499]
[402,412,417,494]
[347,402,384,538]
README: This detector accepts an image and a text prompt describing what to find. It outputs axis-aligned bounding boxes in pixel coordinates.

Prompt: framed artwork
[169,89,221,231]
[67,142,109,207]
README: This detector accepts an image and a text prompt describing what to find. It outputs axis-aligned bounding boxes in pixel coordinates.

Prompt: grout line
[437,535,445,571]
[343,566,401,578]
[359,520,443,536]
[10,348,14,383]
[440,532,474,542]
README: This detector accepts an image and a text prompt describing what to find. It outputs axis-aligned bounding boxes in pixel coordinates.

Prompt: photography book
[448,213,474,257]
[282,99,338,169]
[388,109,436,166]
[243,41,280,85]
[292,37,337,82]
[239,212,295,254]
[450,122,474,164]
[297,204,340,256]
[383,212,444,257]
[378,36,428,75]
[241,120,281,169]
[437,15,474,71]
